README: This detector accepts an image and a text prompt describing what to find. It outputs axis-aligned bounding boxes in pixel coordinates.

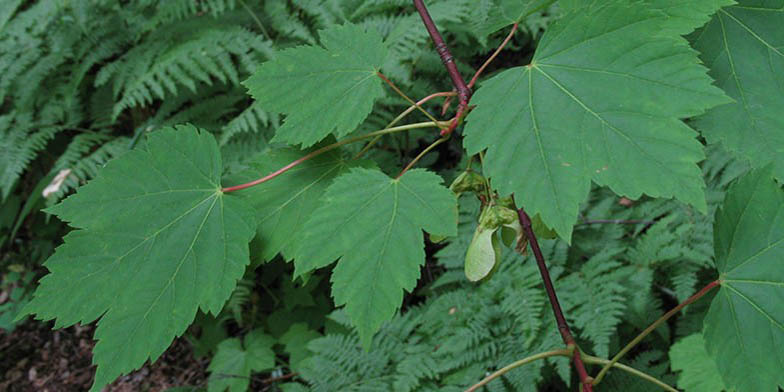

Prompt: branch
[412,0,470,106]
[592,279,721,385]
[516,203,594,392]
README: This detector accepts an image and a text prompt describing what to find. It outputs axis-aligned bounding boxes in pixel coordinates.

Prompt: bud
[449,170,487,196]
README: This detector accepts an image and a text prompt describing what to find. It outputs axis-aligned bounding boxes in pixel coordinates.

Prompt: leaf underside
[692,1,784,181]
[243,23,387,148]
[463,0,731,240]
[23,125,255,392]
[294,167,457,346]
[703,166,784,392]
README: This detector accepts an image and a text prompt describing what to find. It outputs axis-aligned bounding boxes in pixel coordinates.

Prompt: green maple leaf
[21,125,256,391]
[472,0,554,37]
[207,330,275,392]
[227,147,362,262]
[294,167,457,346]
[280,322,322,371]
[650,0,736,34]
[703,166,784,392]
[670,333,731,392]
[462,0,731,240]
[692,1,784,181]
[244,23,387,148]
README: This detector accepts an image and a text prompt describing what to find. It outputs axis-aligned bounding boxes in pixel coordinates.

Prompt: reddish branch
[517,206,594,392]
[411,1,592,387]
[413,0,471,107]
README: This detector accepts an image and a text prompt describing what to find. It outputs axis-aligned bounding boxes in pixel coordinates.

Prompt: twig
[516,203,593,392]
[468,23,518,89]
[464,349,677,392]
[353,91,455,159]
[261,372,297,384]
[222,121,448,192]
[377,72,443,126]
[397,136,449,178]
[464,349,572,392]
[582,355,678,392]
[592,279,721,385]
[412,0,470,106]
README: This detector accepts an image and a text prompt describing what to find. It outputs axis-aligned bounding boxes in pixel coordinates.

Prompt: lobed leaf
[648,0,736,35]
[22,125,256,391]
[244,23,387,147]
[691,1,784,181]
[703,166,784,392]
[463,0,731,240]
[207,330,276,392]
[294,167,457,346]
[227,147,364,262]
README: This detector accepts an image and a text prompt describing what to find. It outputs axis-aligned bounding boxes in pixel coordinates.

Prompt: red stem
[222,148,326,192]
[412,0,470,107]
[516,204,594,391]
[468,23,518,89]
[592,279,721,385]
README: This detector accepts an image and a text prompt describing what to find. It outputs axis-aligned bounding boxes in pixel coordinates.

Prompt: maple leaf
[294,167,457,346]
[648,0,736,35]
[244,23,387,147]
[692,1,784,181]
[207,330,276,392]
[462,0,731,240]
[22,125,256,391]
[703,166,784,392]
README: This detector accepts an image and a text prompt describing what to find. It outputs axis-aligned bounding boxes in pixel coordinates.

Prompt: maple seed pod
[464,225,502,282]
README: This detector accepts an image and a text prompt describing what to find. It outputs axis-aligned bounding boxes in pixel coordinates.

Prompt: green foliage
[670,333,730,392]
[207,329,276,392]
[22,126,256,391]
[3,1,783,391]
[244,23,387,147]
[692,1,784,181]
[703,166,784,392]
[228,147,359,262]
[463,0,731,240]
[294,167,457,346]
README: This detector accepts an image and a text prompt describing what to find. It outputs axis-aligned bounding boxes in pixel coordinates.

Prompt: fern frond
[102,21,272,119]
[560,248,630,358]
[219,101,276,146]
[224,275,254,327]
[0,113,61,200]
[265,0,316,44]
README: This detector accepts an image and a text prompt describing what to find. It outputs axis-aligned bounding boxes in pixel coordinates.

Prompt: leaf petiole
[222,120,449,192]
[592,279,721,385]
[354,91,455,160]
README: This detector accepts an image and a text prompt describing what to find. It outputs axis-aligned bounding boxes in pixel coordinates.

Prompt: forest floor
[0,320,208,392]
